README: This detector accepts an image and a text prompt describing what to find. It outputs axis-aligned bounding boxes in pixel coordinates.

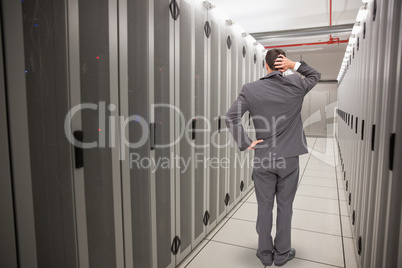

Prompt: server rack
[0,0,262,267]
[0,13,18,267]
[336,0,402,267]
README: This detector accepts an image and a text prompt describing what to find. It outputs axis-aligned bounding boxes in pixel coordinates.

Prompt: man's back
[226,61,321,158]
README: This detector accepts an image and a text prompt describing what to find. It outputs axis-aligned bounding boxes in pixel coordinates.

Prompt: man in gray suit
[225,49,321,266]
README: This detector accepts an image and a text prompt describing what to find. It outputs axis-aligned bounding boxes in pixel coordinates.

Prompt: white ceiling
[208,0,363,79]
[208,0,362,35]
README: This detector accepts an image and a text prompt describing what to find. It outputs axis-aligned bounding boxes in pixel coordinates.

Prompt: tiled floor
[178,137,359,268]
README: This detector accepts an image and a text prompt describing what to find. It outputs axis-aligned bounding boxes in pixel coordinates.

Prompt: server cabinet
[1,0,38,266]
[192,0,209,251]
[217,18,229,221]
[174,0,209,263]
[243,40,255,194]
[2,0,271,267]
[18,0,79,266]
[2,0,124,267]
[0,16,18,268]
[152,0,176,267]
[193,1,209,248]
[360,1,387,266]
[205,6,219,232]
[382,3,402,267]
[119,0,154,266]
[77,0,123,266]
[226,24,241,209]
[369,0,400,266]
[356,2,378,266]
[337,0,402,267]
[174,0,194,262]
[237,35,247,198]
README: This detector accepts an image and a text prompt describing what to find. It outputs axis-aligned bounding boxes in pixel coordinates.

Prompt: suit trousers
[253,155,299,262]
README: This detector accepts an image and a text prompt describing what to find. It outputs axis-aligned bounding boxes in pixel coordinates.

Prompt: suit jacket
[225,61,321,159]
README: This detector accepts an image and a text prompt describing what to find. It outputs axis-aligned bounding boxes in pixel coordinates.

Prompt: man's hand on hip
[274,55,296,73]
[248,140,264,150]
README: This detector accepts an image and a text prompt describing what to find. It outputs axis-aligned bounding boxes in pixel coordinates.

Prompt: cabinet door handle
[204,21,211,38]
[150,123,156,150]
[169,0,180,20]
[192,119,196,140]
[174,0,180,20]
[73,131,84,168]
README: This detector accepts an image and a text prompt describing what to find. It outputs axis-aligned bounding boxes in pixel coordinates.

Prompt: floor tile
[271,258,342,268]
[292,229,344,267]
[307,156,335,164]
[303,170,337,179]
[226,199,246,218]
[297,185,339,200]
[242,189,255,202]
[206,217,230,240]
[293,195,340,215]
[177,239,209,268]
[185,241,262,268]
[211,219,258,249]
[304,163,336,172]
[292,210,341,236]
[299,176,338,188]
[344,237,359,268]
[231,202,258,222]
[245,192,257,204]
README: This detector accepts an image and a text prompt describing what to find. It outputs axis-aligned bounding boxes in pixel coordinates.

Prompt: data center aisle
[178,137,359,268]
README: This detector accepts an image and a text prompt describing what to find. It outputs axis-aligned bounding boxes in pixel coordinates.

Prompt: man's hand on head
[274,55,296,73]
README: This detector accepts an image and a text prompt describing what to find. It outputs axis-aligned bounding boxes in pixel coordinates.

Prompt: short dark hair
[265,49,286,71]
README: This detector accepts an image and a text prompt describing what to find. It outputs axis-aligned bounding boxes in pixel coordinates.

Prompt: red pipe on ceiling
[330,0,333,39]
[265,0,349,49]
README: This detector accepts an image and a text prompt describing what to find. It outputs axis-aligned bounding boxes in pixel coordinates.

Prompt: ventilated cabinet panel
[20,0,77,267]
[126,0,153,266]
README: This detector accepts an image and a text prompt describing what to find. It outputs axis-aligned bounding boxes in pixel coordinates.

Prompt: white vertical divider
[66,0,89,266]
[108,0,124,267]
[148,0,157,267]
[118,0,134,266]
